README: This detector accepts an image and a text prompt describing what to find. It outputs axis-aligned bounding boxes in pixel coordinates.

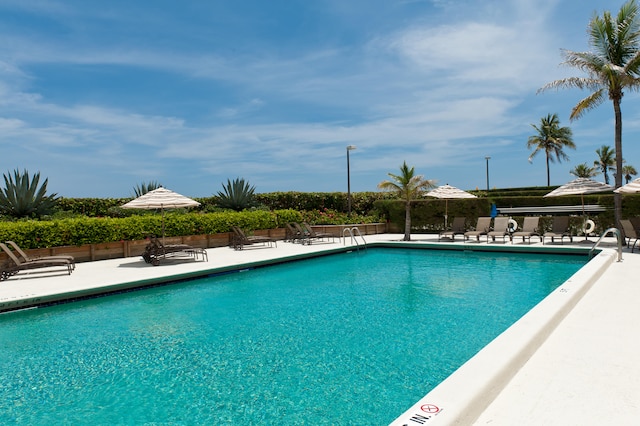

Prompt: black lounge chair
[464,217,492,242]
[142,236,208,266]
[285,223,305,244]
[511,217,541,244]
[439,217,466,241]
[1,242,74,280]
[487,217,511,243]
[543,216,573,244]
[231,226,277,250]
[302,222,337,244]
[620,219,639,252]
[291,222,318,245]
[6,241,75,265]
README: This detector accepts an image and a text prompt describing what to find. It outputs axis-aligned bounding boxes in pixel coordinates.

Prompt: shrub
[0,169,58,218]
[216,178,257,211]
[0,209,303,249]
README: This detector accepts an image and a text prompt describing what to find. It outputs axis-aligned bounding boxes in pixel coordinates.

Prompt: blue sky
[1,0,639,198]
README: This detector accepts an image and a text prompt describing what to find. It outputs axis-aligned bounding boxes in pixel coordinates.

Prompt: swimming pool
[0,247,587,424]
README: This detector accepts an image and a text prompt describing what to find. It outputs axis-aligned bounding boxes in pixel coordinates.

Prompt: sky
[1,0,640,198]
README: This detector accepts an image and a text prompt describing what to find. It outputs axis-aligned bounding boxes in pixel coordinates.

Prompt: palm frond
[570,89,605,120]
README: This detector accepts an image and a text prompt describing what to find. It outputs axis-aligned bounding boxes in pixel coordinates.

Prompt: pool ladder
[589,227,622,262]
[343,227,367,250]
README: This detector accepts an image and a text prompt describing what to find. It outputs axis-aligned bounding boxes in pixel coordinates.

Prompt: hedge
[52,192,398,218]
[377,193,640,235]
[0,209,302,249]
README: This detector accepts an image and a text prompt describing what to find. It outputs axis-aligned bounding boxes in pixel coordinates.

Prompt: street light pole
[485,156,491,191]
[347,145,357,215]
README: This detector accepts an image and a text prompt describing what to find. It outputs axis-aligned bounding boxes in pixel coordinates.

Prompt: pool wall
[389,247,616,425]
[0,241,600,314]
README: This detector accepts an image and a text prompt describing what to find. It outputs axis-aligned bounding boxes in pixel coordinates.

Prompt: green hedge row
[377,193,640,234]
[53,192,397,218]
[0,209,302,249]
[254,192,396,215]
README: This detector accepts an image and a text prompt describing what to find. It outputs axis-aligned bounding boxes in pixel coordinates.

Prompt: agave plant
[0,169,59,218]
[133,180,162,197]
[216,178,257,211]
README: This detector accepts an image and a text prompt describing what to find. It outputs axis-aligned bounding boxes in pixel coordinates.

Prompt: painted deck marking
[420,404,440,414]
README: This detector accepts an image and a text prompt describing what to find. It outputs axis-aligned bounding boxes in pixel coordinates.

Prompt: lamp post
[485,156,491,191]
[347,145,357,215]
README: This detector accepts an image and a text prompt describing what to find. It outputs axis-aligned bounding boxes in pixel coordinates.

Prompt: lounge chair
[543,216,573,245]
[620,219,639,253]
[292,222,328,245]
[285,223,305,243]
[5,241,75,265]
[464,217,492,242]
[511,217,541,244]
[302,222,337,244]
[0,242,74,280]
[439,217,466,241]
[486,217,511,243]
[142,236,208,266]
[231,226,277,250]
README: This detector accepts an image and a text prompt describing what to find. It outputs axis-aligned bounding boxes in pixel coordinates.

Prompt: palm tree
[570,163,598,178]
[539,0,640,227]
[622,163,638,183]
[527,113,576,186]
[377,161,436,241]
[593,145,616,184]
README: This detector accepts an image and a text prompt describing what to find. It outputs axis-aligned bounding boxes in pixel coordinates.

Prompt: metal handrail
[343,226,367,249]
[589,227,622,262]
[350,227,367,248]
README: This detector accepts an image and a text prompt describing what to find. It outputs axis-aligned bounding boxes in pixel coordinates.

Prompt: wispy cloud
[0,0,634,196]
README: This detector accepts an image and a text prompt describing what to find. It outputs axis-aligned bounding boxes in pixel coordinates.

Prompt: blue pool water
[0,248,586,425]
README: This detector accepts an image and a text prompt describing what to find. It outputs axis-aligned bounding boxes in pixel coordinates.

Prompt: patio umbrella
[426,184,477,229]
[614,177,640,193]
[121,187,200,241]
[544,178,613,239]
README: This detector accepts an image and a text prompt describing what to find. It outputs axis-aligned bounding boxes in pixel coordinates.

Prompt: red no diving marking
[421,404,440,414]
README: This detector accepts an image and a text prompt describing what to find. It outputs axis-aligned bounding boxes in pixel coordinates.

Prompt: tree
[377,161,435,241]
[0,169,58,218]
[570,163,598,178]
[527,113,576,186]
[217,177,257,211]
[593,145,616,184]
[133,181,162,197]
[622,163,638,183]
[539,0,640,227]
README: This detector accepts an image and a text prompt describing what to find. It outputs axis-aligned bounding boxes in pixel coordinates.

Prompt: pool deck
[1,234,638,425]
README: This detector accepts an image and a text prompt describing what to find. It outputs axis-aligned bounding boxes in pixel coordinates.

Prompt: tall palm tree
[593,145,616,184]
[539,0,640,227]
[570,163,598,178]
[377,161,435,241]
[622,163,638,183]
[527,113,575,186]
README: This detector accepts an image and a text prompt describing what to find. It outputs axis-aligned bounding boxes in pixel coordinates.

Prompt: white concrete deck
[1,234,637,425]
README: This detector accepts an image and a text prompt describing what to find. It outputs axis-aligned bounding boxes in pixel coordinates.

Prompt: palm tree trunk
[613,98,623,229]
[546,154,551,186]
[404,201,411,241]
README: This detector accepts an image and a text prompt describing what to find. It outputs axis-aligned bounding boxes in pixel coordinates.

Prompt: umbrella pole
[579,194,592,243]
[444,199,449,230]
[162,206,165,245]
